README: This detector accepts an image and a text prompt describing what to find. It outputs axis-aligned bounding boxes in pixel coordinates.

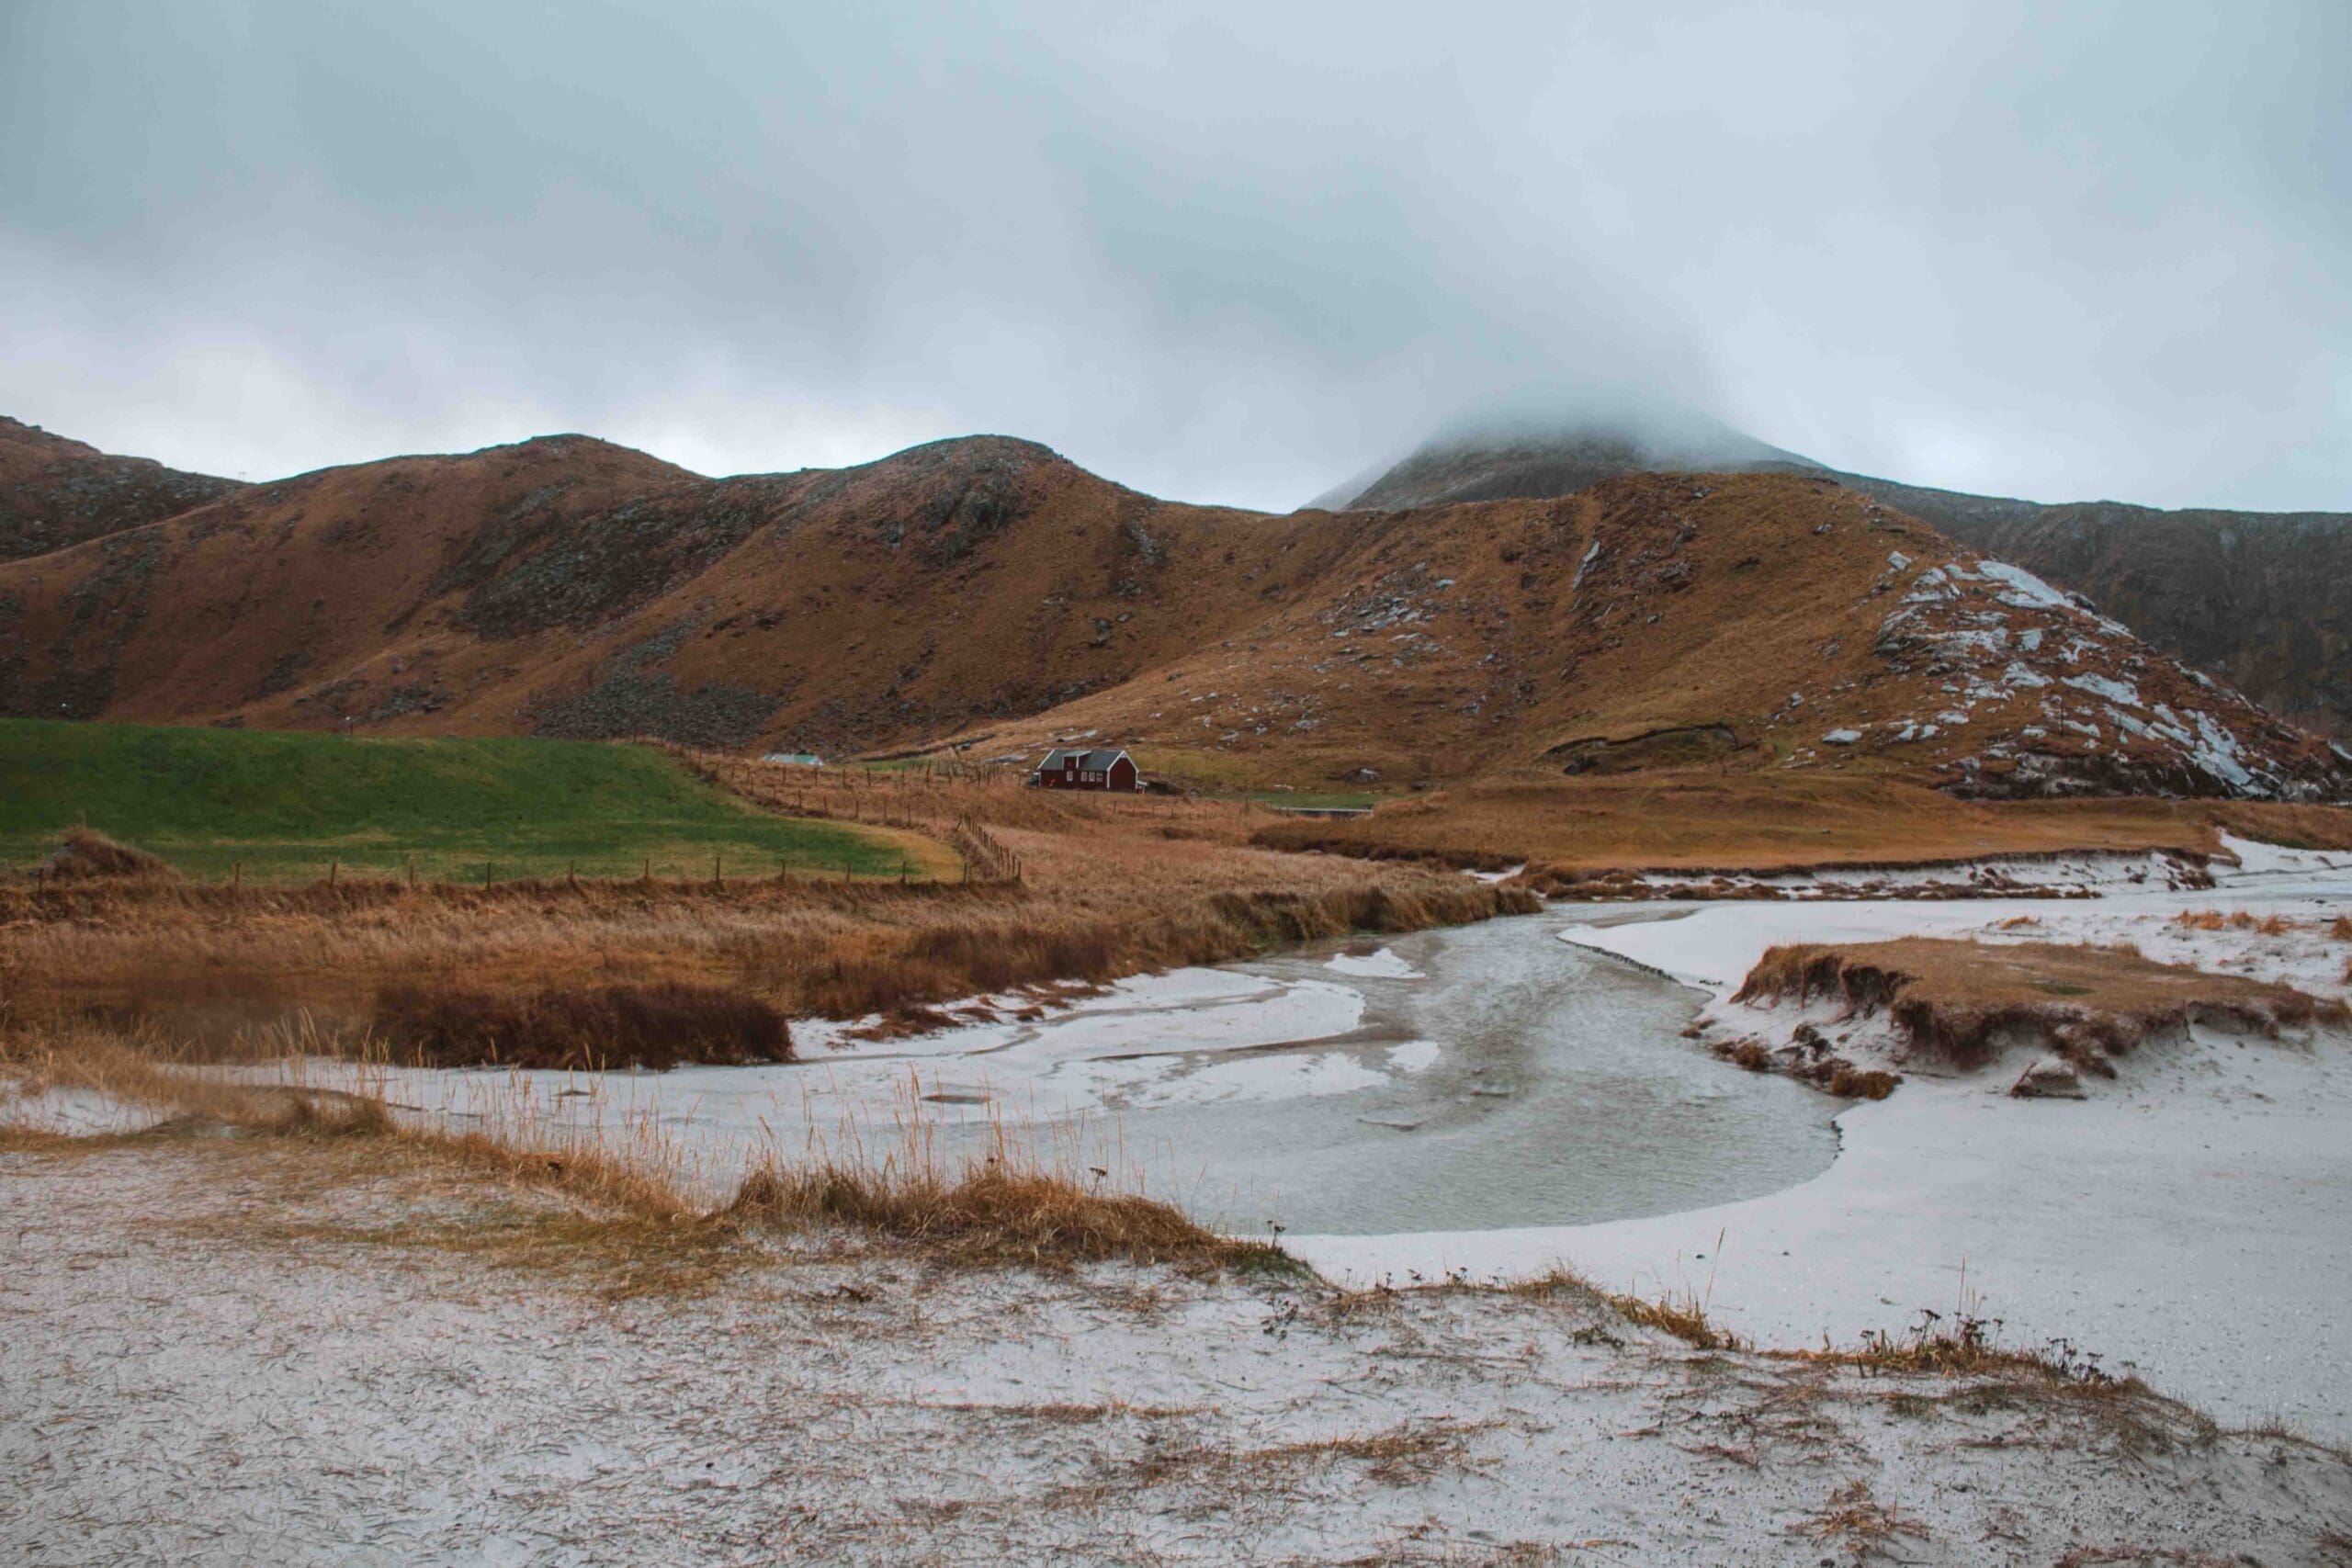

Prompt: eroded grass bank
[1736,936,2347,1069]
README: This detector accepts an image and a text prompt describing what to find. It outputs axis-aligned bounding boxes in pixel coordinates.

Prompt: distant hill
[0,416,244,561]
[1324,414,2352,737]
[1,417,2344,802]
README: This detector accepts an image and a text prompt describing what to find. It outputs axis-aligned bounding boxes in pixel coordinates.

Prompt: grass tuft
[1511,1265,1745,1350]
[38,826,182,883]
[1784,1480,1928,1558]
[727,1124,1299,1273]
[1785,1303,2116,1385]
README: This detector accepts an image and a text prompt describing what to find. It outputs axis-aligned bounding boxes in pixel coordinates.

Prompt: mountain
[1338,410,1818,512]
[0,432,1329,750]
[0,417,245,562]
[0,421,2344,802]
[1325,415,2352,737]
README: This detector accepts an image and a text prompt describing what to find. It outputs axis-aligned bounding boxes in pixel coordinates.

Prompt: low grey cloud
[4,0,2346,512]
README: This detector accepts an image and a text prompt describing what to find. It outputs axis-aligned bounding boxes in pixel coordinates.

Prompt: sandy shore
[8,1134,2348,1565]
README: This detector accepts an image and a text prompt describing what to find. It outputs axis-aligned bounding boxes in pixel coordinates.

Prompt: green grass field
[1248,791,1376,811]
[0,719,943,884]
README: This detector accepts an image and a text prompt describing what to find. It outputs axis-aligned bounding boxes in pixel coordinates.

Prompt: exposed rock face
[1828,473,2352,740]
[1859,552,2345,801]
[1327,413,2352,738]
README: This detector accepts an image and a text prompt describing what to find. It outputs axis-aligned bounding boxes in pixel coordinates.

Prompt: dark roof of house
[1037,747,1131,770]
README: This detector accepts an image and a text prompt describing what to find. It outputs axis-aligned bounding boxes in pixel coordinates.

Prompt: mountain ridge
[2,417,2343,803]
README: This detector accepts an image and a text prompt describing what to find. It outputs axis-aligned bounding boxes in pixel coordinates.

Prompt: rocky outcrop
[0,416,243,561]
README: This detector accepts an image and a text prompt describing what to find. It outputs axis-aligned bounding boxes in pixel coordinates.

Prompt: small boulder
[2010,1056,2087,1100]
[1345,766,1380,784]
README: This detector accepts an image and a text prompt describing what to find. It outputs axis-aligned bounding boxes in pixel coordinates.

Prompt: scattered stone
[2010,1056,2088,1100]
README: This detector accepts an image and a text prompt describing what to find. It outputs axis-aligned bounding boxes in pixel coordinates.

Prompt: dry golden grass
[2175,908,2293,935]
[1783,1480,1928,1558]
[1253,773,2352,878]
[1510,1266,1746,1351]
[1737,937,2346,1066]
[0,1017,1275,1275]
[0,1020,697,1218]
[729,1149,1290,1272]
[0,767,1531,1056]
[1779,1290,2125,1388]
[374,980,791,1069]
[2330,915,2352,942]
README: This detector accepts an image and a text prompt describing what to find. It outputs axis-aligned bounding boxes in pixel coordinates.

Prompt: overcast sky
[6,1,2348,512]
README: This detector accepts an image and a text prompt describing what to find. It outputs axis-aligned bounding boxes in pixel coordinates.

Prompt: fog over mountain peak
[1323,391,1821,513]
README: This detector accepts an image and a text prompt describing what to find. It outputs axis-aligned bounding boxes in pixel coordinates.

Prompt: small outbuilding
[1029,747,1140,793]
[761,751,826,767]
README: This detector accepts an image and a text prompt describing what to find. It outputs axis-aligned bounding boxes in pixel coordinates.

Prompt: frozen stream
[183,838,2352,1431]
[1301,840,2352,1438]
[328,906,1840,1238]
[1053,912,1839,1235]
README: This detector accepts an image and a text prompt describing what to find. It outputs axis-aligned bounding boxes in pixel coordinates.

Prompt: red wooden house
[1028,747,1140,792]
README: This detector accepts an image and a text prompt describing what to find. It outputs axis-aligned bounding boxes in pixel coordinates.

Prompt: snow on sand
[9,1135,2346,1565]
[1298,840,2352,1438]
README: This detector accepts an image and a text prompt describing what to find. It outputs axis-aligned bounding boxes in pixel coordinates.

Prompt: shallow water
[343,905,1843,1237]
[1098,911,1840,1235]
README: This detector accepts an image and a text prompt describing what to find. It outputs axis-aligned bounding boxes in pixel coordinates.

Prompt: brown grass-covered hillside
[1,421,2345,802]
